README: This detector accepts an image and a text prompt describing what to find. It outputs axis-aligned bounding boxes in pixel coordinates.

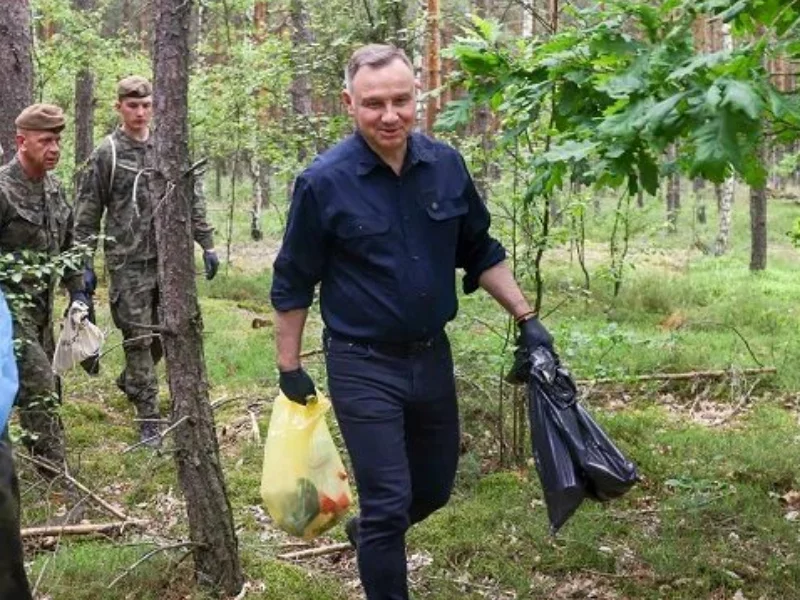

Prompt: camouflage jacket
[74,128,215,270]
[0,157,83,325]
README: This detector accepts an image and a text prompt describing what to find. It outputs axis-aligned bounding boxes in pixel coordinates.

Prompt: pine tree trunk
[425,0,440,133]
[749,145,768,271]
[151,0,244,594]
[73,0,95,183]
[289,0,314,163]
[0,0,33,162]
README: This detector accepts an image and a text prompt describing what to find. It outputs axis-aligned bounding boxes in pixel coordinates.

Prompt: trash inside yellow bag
[260,392,352,540]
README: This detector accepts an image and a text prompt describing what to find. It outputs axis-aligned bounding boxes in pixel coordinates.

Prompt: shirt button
[419,291,427,298]
[403,216,410,221]
[411,256,419,261]
[431,202,439,210]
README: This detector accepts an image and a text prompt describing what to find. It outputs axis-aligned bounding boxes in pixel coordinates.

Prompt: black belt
[324,330,445,358]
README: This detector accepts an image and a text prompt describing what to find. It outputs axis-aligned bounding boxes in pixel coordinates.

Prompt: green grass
[15,182,800,598]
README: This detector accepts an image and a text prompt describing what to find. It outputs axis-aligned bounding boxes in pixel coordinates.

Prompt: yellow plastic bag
[260,392,352,539]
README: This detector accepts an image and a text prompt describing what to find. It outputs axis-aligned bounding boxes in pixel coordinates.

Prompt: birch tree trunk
[151,0,244,594]
[0,0,33,162]
[714,23,736,255]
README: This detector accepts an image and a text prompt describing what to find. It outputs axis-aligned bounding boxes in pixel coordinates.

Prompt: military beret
[14,104,66,132]
[117,75,152,99]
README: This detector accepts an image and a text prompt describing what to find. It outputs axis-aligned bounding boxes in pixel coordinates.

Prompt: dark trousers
[325,332,460,600]
[0,429,33,600]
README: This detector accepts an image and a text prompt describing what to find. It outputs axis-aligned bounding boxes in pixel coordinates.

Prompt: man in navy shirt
[271,44,553,600]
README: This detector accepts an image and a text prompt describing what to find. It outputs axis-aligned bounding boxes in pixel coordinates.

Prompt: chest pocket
[423,194,469,222]
[337,216,390,239]
[333,215,390,260]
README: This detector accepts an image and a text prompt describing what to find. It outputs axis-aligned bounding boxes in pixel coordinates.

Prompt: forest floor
[13,188,800,599]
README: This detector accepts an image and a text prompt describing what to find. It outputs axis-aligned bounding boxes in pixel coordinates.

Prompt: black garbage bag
[527,347,638,534]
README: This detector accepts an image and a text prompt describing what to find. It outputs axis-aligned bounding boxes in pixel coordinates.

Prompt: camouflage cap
[117,75,152,99]
[15,103,66,132]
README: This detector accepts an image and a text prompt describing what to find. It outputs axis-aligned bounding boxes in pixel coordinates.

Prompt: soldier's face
[117,97,153,133]
[343,58,417,158]
[17,130,61,172]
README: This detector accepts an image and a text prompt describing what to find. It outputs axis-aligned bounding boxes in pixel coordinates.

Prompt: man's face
[116,96,153,133]
[343,58,416,157]
[17,130,61,173]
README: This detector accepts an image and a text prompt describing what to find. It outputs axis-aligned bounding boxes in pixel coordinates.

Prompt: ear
[15,133,26,151]
[415,78,422,91]
[342,89,355,117]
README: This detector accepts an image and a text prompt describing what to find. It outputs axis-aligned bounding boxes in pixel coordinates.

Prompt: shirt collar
[354,130,437,176]
[7,156,45,185]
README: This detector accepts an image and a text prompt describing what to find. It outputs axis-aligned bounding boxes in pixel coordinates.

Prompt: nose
[382,106,399,123]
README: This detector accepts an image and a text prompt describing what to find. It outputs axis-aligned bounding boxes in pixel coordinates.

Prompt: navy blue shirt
[270,132,506,343]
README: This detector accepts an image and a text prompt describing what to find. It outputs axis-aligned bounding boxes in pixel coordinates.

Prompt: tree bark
[289,0,315,163]
[249,158,271,241]
[714,177,735,255]
[666,145,680,232]
[424,0,441,134]
[749,145,768,271]
[74,0,95,180]
[151,0,243,595]
[0,0,34,163]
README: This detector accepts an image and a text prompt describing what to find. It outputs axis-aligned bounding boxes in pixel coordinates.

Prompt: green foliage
[443,1,796,197]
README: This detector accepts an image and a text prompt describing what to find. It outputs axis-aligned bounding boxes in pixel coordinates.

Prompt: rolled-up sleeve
[455,157,506,294]
[270,175,328,311]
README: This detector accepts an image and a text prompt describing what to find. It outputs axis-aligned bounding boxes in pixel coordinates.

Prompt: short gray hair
[344,44,413,91]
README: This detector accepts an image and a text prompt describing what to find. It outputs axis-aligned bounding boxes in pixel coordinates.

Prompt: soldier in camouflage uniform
[0,104,87,472]
[74,76,219,446]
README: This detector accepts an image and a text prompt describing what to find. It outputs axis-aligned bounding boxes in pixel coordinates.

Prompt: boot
[115,369,127,394]
[345,515,360,549]
[138,420,161,448]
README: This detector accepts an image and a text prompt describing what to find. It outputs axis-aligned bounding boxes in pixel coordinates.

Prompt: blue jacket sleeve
[270,175,328,311]
[0,290,19,432]
[455,156,506,294]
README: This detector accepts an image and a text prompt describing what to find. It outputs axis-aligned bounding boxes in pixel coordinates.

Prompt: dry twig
[14,452,129,521]
[278,542,351,560]
[22,519,148,539]
[107,541,196,589]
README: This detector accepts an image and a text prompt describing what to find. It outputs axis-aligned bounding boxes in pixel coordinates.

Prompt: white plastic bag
[52,301,104,375]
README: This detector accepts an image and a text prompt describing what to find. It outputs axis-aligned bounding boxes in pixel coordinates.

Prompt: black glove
[84,268,97,295]
[203,249,219,280]
[506,315,554,384]
[279,368,316,405]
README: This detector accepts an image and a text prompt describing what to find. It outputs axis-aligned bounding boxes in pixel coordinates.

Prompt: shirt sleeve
[190,172,215,251]
[455,156,506,294]
[73,150,108,262]
[270,175,328,311]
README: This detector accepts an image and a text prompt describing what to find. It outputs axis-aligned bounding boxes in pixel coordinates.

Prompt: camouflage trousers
[0,429,33,600]
[109,260,163,420]
[14,316,66,467]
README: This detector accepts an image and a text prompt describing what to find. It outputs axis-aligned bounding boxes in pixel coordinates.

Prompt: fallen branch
[300,347,323,359]
[107,541,196,589]
[22,519,148,539]
[576,367,776,386]
[15,452,129,521]
[278,542,351,560]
